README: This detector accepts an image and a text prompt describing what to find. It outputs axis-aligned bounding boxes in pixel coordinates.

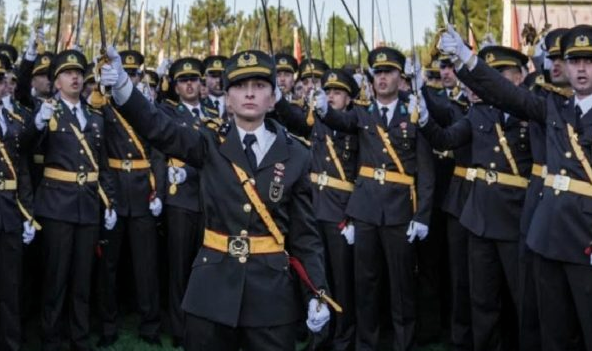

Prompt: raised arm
[420,115,473,151]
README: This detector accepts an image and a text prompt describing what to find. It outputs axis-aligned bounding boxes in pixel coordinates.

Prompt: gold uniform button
[239,257,247,263]
[560,169,567,175]
[490,163,496,169]
[243,203,252,213]
[493,146,500,152]
[382,148,388,153]
[127,153,133,158]
[325,157,331,162]
[79,165,84,170]
[79,149,84,154]
[565,152,572,158]
[249,178,256,185]
[202,257,208,263]
[128,138,133,143]
[240,230,248,237]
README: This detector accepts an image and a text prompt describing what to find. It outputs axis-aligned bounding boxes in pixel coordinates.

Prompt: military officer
[316,46,435,351]
[95,49,165,348]
[100,46,333,351]
[0,51,37,351]
[421,53,473,350]
[439,23,592,351]
[274,53,298,101]
[419,45,534,351]
[32,49,117,351]
[298,58,329,97]
[203,55,228,118]
[158,57,210,348]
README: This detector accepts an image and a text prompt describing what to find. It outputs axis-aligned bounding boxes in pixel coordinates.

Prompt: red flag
[511,5,522,50]
[293,27,302,64]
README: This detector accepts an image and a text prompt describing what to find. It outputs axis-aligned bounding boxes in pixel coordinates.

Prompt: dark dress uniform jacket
[158,100,210,213]
[456,59,592,265]
[34,100,115,224]
[103,104,166,217]
[423,85,473,218]
[115,89,327,327]
[421,101,533,241]
[321,97,435,226]
[310,120,358,223]
[0,109,33,232]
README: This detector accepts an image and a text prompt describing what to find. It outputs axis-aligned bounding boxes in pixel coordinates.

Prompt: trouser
[318,220,355,351]
[40,218,98,351]
[518,236,541,351]
[96,215,160,337]
[167,206,204,340]
[447,214,473,351]
[184,314,297,351]
[469,234,519,351]
[0,228,23,351]
[416,207,447,344]
[534,253,592,351]
[354,221,417,351]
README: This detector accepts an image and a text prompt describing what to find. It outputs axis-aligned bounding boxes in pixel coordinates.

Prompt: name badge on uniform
[270,163,285,202]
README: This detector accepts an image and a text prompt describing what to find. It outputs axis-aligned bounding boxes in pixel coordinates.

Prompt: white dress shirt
[376,99,399,126]
[237,123,277,166]
[575,94,592,117]
[1,96,13,113]
[0,109,6,136]
[62,99,86,130]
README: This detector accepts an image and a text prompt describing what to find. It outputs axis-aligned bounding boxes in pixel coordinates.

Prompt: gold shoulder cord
[494,123,520,175]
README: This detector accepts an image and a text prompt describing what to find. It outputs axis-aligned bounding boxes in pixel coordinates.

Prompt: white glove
[409,94,429,127]
[25,29,42,61]
[340,222,355,245]
[156,58,172,77]
[22,221,36,245]
[167,166,187,185]
[274,85,283,103]
[306,299,330,333]
[104,209,117,231]
[405,58,424,91]
[439,24,474,64]
[35,101,55,130]
[543,57,553,71]
[406,220,429,243]
[314,89,328,117]
[149,197,162,217]
[353,73,364,87]
[102,46,133,105]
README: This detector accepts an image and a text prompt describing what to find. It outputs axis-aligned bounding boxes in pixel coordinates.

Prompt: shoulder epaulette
[218,122,231,137]
[426,81,444,90]
[88,107,103,116]
[286,131,312,148]
[165,99,179,107]
[353,99,372,107]
[6,110,24,124]
[536,81,573,98]
[202,117,223,131]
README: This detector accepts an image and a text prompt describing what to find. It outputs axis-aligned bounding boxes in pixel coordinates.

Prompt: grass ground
[22,313,452,350]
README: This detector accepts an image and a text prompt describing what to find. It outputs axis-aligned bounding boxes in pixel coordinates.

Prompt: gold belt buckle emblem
[122,159,132,172]
[228,236,250,263]
[373,168,386,185]
[76,172,88,185]
[485,170,498,185]
[552,175,571,192]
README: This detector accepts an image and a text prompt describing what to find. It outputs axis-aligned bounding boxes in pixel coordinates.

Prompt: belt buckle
[228,236,250,262]
[541,165,548,178]
[465,168,477,181]
[317,172,329,190]
[76,172,88,185]
[0,179,4,190]
[553,175,571,192]
[485,170,498,185]
[373,168,386,185]
[121,159,132,172]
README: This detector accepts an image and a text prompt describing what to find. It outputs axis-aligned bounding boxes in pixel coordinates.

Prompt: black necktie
[214,100,220,113]
[243,134,258,172]
[576,105,583,119]
[380,107,389,126]
[192,108,200,118]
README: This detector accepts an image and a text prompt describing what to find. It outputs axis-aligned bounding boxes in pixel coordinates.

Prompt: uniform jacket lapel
[258,119,289,171]
[219,121,256,176]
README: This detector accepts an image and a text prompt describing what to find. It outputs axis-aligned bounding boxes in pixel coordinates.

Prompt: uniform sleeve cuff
[112,76,133,106]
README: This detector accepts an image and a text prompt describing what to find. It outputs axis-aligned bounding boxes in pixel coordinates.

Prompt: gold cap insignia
[431,61,439,69]
[183,62,193,71]
[305,63,315,72]
[41,56,50,65]
[485,52,496,63]
[554,36,561,49]
[213,60,223,68]
[376,52,388,62]
[279,58,288,65]
[575,35,590,48]
[237,53,258,67]
[327,73,338,83]
[125,55,135,64]
[67,54,78,63]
